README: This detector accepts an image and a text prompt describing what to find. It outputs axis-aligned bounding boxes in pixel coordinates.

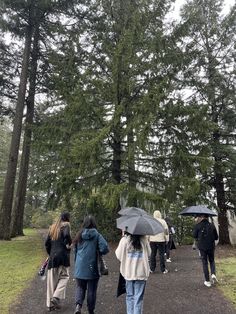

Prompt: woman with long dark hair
[115,232,151,314]
[45,212,72,311]
[73,215,109,314]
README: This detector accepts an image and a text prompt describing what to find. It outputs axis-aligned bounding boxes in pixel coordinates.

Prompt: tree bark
[206,44,230,245]
[213,133,230,244]
[10,24,40,237]
[0,23,33,240]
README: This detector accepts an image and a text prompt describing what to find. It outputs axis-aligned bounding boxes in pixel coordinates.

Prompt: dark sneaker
[51,297,61,309]
[74,304,82,314]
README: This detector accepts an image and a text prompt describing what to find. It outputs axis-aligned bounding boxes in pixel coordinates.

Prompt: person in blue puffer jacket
[73,215,109,314]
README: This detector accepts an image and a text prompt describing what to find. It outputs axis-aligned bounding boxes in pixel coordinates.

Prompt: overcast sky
[173,0,235,15]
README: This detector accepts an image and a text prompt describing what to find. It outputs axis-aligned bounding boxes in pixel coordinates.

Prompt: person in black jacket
[45,212,72,311]
[193,215,218,287]
[164,217,176,262]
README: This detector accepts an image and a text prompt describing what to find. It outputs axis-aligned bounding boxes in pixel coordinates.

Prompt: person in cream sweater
[115,233,151,314]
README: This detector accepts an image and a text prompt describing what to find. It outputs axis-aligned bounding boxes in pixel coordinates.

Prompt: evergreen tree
[0,0,35,239]
[31,0,181,214]
[178,0,236,244]
[0,0,79,239]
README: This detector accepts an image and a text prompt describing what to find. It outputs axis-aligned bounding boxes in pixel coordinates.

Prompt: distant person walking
[193,215,219,287]
[73,215,109,314]
[149,210,169,274]
[45,212,72,311]
[115,232,151,314]
[164,217,176,263]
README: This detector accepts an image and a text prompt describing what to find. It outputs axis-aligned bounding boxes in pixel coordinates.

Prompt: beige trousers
[46,266,69,307]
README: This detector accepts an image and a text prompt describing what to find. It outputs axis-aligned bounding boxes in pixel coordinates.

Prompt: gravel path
[10,234,236,314]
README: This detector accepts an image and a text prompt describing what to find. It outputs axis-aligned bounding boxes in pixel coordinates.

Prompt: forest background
[0,0,235,244]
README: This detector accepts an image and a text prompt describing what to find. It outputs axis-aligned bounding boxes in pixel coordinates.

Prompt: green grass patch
[216,257,236,309]
[0,229,45,314]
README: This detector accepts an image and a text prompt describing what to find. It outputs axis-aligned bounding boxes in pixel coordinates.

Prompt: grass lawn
[216,253,236,309]
[0,229,45,314]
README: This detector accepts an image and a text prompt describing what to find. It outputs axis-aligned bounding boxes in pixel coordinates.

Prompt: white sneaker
[211,274,218,283]
[204,281,212,287]
[162,269,168,274]
[166,258,171,263]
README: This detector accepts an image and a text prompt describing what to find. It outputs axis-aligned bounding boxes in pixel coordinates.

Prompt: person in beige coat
[149,210,169,274]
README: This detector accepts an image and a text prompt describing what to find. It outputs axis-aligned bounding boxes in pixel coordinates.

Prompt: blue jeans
[125,280,146,314]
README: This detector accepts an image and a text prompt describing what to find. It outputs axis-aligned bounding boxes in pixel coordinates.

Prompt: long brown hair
[73,215,97,245]
[49,212,70,240]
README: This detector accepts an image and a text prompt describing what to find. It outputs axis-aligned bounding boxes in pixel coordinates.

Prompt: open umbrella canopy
[179,205,218,217]
[116,214,164,235]
[118,207,148,216]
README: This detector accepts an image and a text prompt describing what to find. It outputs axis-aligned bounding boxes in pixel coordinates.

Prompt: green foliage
[31,209,59,229]
[0,0,234,242]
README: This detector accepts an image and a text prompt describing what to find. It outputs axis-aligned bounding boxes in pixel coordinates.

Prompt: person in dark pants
[149,210,169,274]
[45,212,72,312]
[164,217,176,263]
[193,215,219,287]
[73,215,109,314]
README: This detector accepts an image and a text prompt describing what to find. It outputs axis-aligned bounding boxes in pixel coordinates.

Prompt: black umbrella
[116,214,164,235]
[118,207,148,216]
[179,205,218,217]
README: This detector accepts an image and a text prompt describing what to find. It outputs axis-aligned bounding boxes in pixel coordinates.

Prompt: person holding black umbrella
[193,214,219,287]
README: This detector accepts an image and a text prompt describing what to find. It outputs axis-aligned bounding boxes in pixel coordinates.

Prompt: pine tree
[178,0,236,244]
[0,0,35,239]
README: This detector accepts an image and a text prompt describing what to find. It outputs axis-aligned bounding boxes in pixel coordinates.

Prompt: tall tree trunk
[213,131,230,244]
[206,45,230,245]
[111,134,122,185]
[127,127,137,206]
[0,23,33,240]
[11,25,40,237]
[111,47,123,213]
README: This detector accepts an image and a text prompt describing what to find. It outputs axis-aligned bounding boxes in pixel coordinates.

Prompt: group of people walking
[44,209,218,314]
[45,213,109,313]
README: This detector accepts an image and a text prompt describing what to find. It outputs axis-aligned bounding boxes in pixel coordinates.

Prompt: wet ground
[10,237,236,314]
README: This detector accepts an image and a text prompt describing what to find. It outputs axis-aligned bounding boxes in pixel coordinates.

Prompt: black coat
[45,224,72,269]
[193,219,218,251]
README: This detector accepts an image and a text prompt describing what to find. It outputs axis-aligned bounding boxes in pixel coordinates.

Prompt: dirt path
[10,236,236,314]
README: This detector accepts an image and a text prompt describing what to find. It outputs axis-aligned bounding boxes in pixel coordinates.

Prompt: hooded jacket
[74,228,109,280]
[149,210,169,243]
